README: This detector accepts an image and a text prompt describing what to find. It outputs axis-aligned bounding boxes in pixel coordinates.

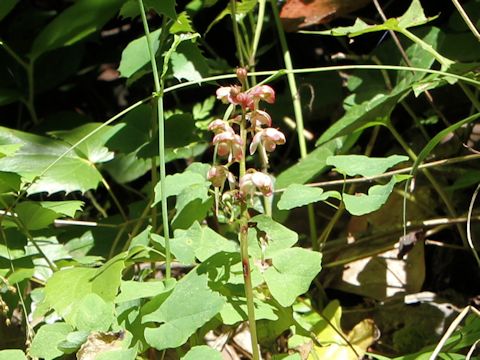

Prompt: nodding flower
[246,110,272,129]
[216,86,253,110]
[213,131,243,162]
[208,119,233,135]
[249,128,286,155]
[208,165,235,189]
[239,170,273,197]
[249,85,275,104]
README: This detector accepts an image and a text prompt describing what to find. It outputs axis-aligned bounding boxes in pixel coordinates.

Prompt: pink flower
[249,128,286,155]
[216,86,253,110]
[208,119,233,135]
[208,165,235,188]
[246,110,272,129]
[250,85,275,104]
[213,131,243,162]
[239,170,273,197]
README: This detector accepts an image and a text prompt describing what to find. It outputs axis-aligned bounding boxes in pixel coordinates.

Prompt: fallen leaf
[280,0,372,31]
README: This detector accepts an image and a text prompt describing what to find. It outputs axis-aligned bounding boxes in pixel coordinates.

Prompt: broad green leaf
[50,123,124,163]
[71,294,115,332]
[343,176,407,216]
[0,0,19,22]
[153,171,206,205]
[120,0,176,19]
[0,126,102,194]
[310,0,435,37]
[143,271,225,350]
[43,256,125,324]
[192,96,215,120]
[57,330,89,353]
[0,256,34,284]
[30,0,125,59]
[39,200,84,217]
[115,279,176,303]
[181,346,222,360]
[264,248,322,307]
[326,155,409,177]
[118,29,162,78]
[220,296,278,325]
[15,201,83,230]
[0,350,26,360]
[168,222,238,264]
[170,40,209,82]
[172,182,212,230]
[248,215,298,259]
[0,143,22,157]
[0,171,21,193]
[104,152,152,184]
[278,184,341,210]
[30,322,73,360]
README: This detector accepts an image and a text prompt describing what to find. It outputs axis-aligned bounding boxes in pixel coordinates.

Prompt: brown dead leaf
[76,331,124,360]
[280,0,372,31]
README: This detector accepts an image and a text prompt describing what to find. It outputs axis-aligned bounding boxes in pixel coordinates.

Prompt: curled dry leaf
[280,0,372,31]
[76,331,125,360]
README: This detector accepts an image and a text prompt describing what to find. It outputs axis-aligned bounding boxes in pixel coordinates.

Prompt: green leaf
[43,256,125,324]
[310,0,435,37]
[326,155,409,177]
[30,322,73,360]
[39,200,84,217]
[0,0,19,22]
[116,279,176,303]
[50,123,124,163]
[153,171,206,205]
[181,346,222,360]
[118,29,162,78]
[263,248,322,307]
[120,0,176,19]
[30,0,125,59]
[57,331,89,353]
[170,12,195,34]
[206,0,258,33]
[343,176,407,216]
[168,222,238,264]
[170,40,209,82]
[0,126,103,194]
[0,143,22,158]
[248,215,298,259]
[143,271,225,350]
[172,182,212,230]
[15,201,83,230]
[278,184,341,210]
[71,294,115,332]
[0,171,21,193]
[0,350,26,360]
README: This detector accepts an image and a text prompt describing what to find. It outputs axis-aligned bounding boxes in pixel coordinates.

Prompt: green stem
[387,123,468,247]
[230,0,246,66]
[137,0,171,279]
[249,0,267,66]
[270,0,318,249]
[450,0,480,41]
[398,28,454,69]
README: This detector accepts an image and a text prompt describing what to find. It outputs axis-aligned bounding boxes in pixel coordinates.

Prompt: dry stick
[467,184,480,267]
[372,0,451,127]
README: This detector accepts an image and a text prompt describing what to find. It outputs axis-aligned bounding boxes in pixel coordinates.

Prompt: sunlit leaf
[30,322,73,360]
[0,349,27,360]
[153,171,207,205]
[264,248,322,307]
[143,271,225,350]
[278,184,341,210]
[181,346,222,360]
[326,155,409,177]
[115,279,176,303]
[71,293,115,332]
[170,41,209,82]
[343,176,408,216]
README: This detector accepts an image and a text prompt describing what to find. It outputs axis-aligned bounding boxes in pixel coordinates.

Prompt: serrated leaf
[39,200,84,217]
[143,271,225,350]
[170,12,195,34]
[30,0,125,59]
[50,123,124,163]
[263,248,322,307]
[116,279,176,303]
[43,256,125,324]
[343,176,407,216]
[248,215,298,259]
[181,346,222,360]
[0,126,102,194]
[153,171,206,205]
[30,322,73,360]
[206,0,258,33]
[192,96,215,120]
[278,184,341,210]
[104,152,151,184]
[15,201,83,230]
[326,155,409,177]
[118,29,162,78]
[0,350,26,360]
[120,0,176,19]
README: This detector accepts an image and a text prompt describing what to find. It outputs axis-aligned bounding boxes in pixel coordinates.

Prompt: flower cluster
[207,69,286,205]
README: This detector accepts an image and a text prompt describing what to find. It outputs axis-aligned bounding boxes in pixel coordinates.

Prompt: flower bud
[236,67,248,84]
[208,165,235,188]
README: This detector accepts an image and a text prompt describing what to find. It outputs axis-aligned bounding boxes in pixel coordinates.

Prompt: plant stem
[450,0,480,42]
[230,0,246,66]
[270,0,318,249]
[137,0,171,279]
